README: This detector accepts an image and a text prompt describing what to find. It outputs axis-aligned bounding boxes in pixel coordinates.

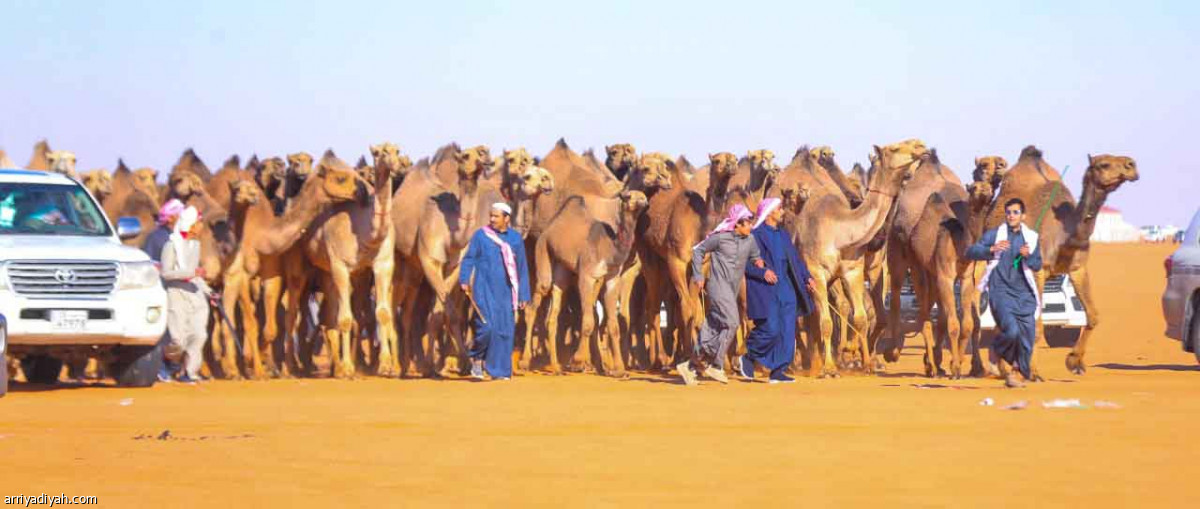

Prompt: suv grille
[6,261,119,297]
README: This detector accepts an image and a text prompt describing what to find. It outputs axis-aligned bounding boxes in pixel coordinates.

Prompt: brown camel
[880,151,989,378]
[973,156,1009,189]
[105,160,160,248]
[172,148,214,182]
[82,169,114,205]
[784,141,924,377]
[528,190,649,376]
[25,140,51,171]
[726,149,780,211]
[811,146,865,207]
[45,151,78,180]
[605,143,638,183]
[300,146,400,378]
[981,146,1139,377]
[280,152,314,212]
[0,149,14,168]
[212,154,360,378]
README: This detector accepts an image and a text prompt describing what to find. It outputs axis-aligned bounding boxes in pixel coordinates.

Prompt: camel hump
[222,154,240,169]
[555,138,570,150]
[1019,145,1043,161]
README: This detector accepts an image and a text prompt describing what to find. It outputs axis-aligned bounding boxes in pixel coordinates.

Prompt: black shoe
[768,373,795,384]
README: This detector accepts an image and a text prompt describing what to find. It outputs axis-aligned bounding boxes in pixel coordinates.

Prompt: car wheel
[1191,301,1200,365]
[0,317,7,397]
[110,344,161,388]
[21,355,64,385]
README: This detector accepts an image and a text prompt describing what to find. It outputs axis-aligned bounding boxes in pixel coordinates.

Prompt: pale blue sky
[1,0,1195,226]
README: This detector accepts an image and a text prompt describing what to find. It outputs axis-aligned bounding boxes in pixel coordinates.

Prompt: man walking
[966,198,1043,388]
[459,202,530,381]
[737,198,816,384]
[681,204,766,386]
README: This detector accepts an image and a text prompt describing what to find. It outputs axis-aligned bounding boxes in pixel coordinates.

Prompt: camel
[25,140,51,171]
[783,141,924,378]
[528,190,649,376]
[172,148,214,182]
[280,152,314,212]
[605,143,638,183]
[82,169,113,205]
[45,151,79,180]
[879,151,989,378]
[634,152,739,371]
[981,146,1139,377]
[726,149,780,211]
[973,156,1009,189]
[211,153,360,378]
[0,149,14,168]
[254,156,287,210]
[105,160,160,248]
[301,146,401,378]
[811,146,864,207]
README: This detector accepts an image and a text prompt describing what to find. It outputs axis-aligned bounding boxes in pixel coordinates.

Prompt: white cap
[492,202,513,215]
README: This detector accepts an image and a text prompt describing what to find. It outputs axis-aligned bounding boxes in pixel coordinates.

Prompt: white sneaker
[676,361,698,386]
[703,366,729,384]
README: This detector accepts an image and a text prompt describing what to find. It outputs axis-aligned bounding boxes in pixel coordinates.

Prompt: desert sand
[2,243,1196,507]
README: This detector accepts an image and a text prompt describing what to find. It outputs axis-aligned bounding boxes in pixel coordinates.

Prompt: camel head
[1085,154,1139,194]
[780,183,811,213]
[871,141,925,191]
[82,169,113,200]
[632,152,675,192]
[967,180,994,211]
[169,171,204,200]
[46,150,78,179]
[132,168,159,198]
[503,148,535,176]
[454,146,490,191]
[258,156,286,190]
[972,156,1008,188]
[354,156,376,189]
[619,189,650,216]
[370,142,410,184]
[708,152,738,181]
[606,143,638,180]
[519,165,555,197]
[315,150,360,203]
[287,152,314,183]
[747,149,779,173]
[229,178,262,207]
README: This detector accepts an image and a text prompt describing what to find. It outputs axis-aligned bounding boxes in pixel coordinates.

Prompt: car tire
[1191,300,1200,365]
[0,316,7,397]
[110,344,161,388]
[21,355,63,385]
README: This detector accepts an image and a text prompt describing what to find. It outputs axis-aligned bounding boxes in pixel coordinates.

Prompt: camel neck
[1066,177,1107,249]
[834,174,899,251]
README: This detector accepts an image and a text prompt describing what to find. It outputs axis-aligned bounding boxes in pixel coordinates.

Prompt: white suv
[1162,207,1200,364]
[0,169,166,394]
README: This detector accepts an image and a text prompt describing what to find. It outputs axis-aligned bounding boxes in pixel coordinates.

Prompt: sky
[1,0,1196,226]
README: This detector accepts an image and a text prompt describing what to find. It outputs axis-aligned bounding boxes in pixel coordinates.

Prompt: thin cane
[1014,165,1069,268]
[465,287,488,325]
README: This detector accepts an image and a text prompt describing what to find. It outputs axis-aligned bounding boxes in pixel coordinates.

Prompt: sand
[2,243,1196,507]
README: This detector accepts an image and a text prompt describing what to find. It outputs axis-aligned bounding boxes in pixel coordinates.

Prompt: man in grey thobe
[681,204,767,386]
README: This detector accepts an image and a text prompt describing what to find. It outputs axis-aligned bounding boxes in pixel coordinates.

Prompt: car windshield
[0,183,111,236]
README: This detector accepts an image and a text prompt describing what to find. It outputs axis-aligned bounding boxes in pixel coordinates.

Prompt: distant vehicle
[0,169,167,391]
[1162,207,1200,364]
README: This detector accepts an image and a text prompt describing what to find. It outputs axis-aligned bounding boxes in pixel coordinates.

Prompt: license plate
[50,310,88,331]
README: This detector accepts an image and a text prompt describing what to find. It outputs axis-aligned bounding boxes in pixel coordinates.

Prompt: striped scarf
[481,226,519,311]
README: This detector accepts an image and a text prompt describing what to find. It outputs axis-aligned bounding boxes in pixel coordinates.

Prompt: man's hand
[1019,245,1031,257]
[518,302,526,310]
[806,278,817,292]
[991,240,1011,254]
[693,279,705,293]
[754,259,765,269]
[460,283,470,294]
[195,267,206,279]
[764,270,778,284]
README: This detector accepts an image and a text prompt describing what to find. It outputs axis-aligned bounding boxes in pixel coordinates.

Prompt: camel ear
[619,190,631,201]
[369,145,383,159]
[975,157,982,167]
[872,145,883,160]
[533,157,541,165]
[1087,154,1094,166]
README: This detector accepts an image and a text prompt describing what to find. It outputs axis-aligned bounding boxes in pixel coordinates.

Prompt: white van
[0,169,167,395]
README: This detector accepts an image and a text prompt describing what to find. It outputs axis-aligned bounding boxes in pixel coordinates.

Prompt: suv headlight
[0,263,8,291]
[117,261,161,290]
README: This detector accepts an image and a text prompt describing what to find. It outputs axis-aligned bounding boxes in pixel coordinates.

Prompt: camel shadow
[1095,363,1200,372]
[619,374,689,386]
[7,380,124,393]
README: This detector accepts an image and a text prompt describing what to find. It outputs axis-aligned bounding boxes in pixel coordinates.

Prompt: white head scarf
[492,202,513,216]
[753,197,782,230]
[170,206,200,265]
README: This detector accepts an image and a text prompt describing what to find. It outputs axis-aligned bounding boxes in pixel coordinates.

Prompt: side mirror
[116,217,142,240]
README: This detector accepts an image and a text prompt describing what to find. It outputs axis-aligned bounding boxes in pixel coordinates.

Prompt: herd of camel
[0,137,1139,382]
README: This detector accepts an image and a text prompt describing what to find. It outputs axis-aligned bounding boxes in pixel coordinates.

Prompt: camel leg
[1029,270,1047,382]
[841,262,873,375]
[808,271,837,378]
[281,266,310,377]
[416,254,448,377]
[218,273,244,380]
[260,262,285,377]
[665,257,698,372]
[521,284,548,373]
[373,255,399,378]
[544,278,565,375]
[831,281,854,367]
[573,275,603,374]
[237,270,268,380]
[602,276,627,378]
[641,266,667,371]
[394,260,422,376]
[616,256,641,371]
[439,282,471,378]
[884,249,907,363]
[912,271,940,377]
[326,263,356,379]
[935,270,963,379]
[1065,265,1098,375]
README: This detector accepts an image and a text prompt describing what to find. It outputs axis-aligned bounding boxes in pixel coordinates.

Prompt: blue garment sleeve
[965,228,998,261]
[513,235,531,304]
[744,232,770,281]
[1024,242,1043,271]
[792,247,813,284]
[459,231,482,287]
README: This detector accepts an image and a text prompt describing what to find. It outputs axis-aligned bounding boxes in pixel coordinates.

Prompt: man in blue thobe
[459,202,530,380]
[966,198,1043,388]
[738,198,816,384]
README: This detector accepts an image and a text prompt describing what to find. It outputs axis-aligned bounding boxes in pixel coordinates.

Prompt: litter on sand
[1093,400,1122,409]
[979,398,995,406]
[119,398,134,406]
[1042,399,1085,409]
[1002,400,1029,410]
